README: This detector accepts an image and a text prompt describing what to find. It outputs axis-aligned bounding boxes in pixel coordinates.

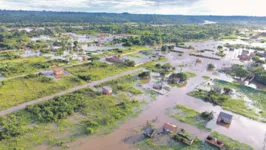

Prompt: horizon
[0,0,266,17]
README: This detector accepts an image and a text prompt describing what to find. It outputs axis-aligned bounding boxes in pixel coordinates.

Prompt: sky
[0,0,265,16]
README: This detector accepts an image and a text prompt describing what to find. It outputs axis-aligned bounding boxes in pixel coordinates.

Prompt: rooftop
[218,112,233,120]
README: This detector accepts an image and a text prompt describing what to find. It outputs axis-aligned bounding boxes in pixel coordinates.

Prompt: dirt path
[0,68,144,116]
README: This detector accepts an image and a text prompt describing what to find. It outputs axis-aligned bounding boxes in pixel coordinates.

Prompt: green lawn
[0,75,84,110]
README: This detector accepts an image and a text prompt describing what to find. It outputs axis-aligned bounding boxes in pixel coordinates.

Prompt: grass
[220,35,238,39]
[135,135,218,150]
[202,76,210,79]
[188,88,262,122]
[211,131,254,150]
[0,82,143,149]
[0,75,84,110]
[215,79,266,121]
[185,72,197,78]
[170,105,211,131]
[0,56,78,77]
[95,75,143,96]
[66,61,135,81]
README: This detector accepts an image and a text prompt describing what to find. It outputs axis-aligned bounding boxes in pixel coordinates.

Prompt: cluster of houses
[143,122,227,148]
[142,111,233,148]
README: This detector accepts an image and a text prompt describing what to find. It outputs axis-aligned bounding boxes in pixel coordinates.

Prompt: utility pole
[263,132,266,150]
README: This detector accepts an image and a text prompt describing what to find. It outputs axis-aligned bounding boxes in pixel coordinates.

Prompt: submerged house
[163,123,178,134]
[143,127,155,138]
[53,68,64,79]
[102,86,112,95]
[217,112,233,126]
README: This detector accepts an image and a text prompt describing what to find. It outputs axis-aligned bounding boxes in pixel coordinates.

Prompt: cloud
[0,0,265,16]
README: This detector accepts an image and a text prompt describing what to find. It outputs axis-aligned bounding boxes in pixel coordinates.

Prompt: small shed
[102,86,112,95]
[163,123,178,134]
[217,112,233,125]
[53,68,64,79]
[143,127,155,138]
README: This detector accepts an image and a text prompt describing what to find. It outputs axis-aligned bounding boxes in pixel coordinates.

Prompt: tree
[138,71,150,79]
[161,45,168,52]
[207,63,215,70]
[217,45,223,49]
[231,64,250,80]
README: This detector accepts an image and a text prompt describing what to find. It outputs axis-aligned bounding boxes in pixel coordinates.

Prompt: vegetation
[95,75,143,96]
[252,66,266,85]
[188,87,263,122]
[0,74,84,110]
[170,105,212,130]
[66,62,134,81]
[214,79,266,121]
[0,85,142,149]
[207,63,215,71]
[211,132,253,150]
[138,71,151,79]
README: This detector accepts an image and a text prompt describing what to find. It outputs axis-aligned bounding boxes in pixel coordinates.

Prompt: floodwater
[65,48,266,150]
[31,38,266,150]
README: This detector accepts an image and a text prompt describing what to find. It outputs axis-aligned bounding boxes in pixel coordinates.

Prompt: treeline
[1,10,266,26]
[1,23,237,50]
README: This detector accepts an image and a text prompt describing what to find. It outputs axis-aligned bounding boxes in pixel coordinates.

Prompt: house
[196,58,203,63]
[229,48,235,51]
[217,112,233,125]
[238,54,252,61]
[206,135,224,148]
[213,86,222,94]
[53,68,64,79]
[153,83,162,90]
[163,123,178,134]
[102,86,112,95]
[106,56,121,63]
[143,127,155,138]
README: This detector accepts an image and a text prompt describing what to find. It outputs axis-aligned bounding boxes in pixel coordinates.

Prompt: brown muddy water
[39,40,266,150]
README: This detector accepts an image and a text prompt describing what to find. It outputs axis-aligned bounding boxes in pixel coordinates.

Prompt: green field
[66,62,136,81]
[0,56,78,77]
[0,74,84,110]
[0,84,143,149]
[95,75,143,96]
